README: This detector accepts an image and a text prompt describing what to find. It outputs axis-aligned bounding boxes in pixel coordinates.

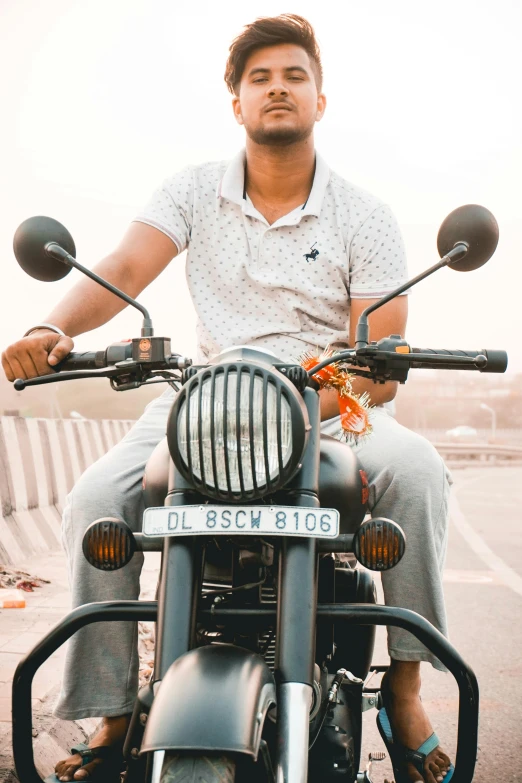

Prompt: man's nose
[268,83,289,97]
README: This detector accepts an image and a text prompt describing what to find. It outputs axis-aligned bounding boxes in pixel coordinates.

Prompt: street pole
[480,403,496,442]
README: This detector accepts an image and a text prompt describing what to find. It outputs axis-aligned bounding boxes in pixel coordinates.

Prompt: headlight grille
[167,362,307,501]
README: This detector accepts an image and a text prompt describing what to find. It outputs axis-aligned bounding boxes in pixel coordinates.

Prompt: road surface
[361,465,522,782]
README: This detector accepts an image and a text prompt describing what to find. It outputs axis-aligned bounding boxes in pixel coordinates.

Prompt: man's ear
[316,93,327,122]
[232,96,244,126]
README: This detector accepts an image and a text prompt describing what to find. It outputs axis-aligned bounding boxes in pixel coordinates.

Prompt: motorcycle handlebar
[410,347,508,373]
[14,343,507,392]
[51,344,188,374]
[53,346,509,376]
[54,351,101,371]
[54,342,135,372]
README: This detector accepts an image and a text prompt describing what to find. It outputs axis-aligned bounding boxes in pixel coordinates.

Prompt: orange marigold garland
[299,347,373,442]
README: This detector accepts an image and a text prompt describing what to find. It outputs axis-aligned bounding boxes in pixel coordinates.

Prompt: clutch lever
[14,356,185,392]
[14,365,124,390]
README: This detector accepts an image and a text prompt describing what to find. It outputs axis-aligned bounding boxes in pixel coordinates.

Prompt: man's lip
[265,104,293,112]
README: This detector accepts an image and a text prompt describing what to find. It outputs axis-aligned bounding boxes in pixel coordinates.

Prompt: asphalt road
[361,465,522,783]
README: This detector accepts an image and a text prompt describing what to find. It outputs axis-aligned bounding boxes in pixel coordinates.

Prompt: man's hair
[224,14,323,96]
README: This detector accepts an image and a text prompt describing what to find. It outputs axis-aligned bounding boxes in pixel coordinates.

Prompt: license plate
[142,505,339,539]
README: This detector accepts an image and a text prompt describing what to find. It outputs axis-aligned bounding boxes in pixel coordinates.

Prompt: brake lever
[13,365,123,390]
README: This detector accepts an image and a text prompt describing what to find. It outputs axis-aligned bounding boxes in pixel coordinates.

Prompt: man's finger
[3,351,35,381]
[33,348,59,376]
[47,336,74,366]
[1,352,15,382]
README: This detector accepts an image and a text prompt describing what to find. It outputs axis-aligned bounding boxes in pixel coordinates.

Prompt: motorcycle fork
[123,532,203,782]
[276,537,318,783]
[126,472,204,781]
[154,532,203,679]
[275,387,321,783]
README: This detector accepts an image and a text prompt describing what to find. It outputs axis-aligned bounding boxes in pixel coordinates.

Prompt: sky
[1,0,521,382]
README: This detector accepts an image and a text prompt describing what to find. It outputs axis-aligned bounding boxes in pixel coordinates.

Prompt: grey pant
[54,390,451,720]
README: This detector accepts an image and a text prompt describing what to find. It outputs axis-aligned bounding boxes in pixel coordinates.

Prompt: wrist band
[23,323,66,338]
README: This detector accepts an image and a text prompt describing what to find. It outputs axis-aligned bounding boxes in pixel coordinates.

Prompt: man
[2,15,452,783]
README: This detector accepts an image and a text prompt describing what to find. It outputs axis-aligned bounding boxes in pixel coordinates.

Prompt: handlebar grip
[478,349,508,373]
[54,351,103,371]
[411,348,508,373]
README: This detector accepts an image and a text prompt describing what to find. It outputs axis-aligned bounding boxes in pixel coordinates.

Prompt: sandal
[45,742,124,782]
[377,681,455,783]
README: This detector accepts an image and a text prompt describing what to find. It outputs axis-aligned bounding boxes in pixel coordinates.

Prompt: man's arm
[2,223,179,381]
[45,222,179,336]
[319,295,408,421]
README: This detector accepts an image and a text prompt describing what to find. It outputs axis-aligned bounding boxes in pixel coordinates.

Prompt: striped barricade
[0,416,134,565]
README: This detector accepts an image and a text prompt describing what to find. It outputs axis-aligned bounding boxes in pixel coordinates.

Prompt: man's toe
[75,757,108,781]
[429,760,444,782]
[56,754,82,780]
[434,752,451,775]
[58,764,78,782]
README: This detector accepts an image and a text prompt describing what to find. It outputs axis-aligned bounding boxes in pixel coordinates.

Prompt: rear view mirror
[355,203,499,348]
[13,214,155,337]
[13,216,75,281]
[437,204,499,272]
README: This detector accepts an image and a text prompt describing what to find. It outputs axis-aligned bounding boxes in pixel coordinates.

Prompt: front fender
[141,644,276,759]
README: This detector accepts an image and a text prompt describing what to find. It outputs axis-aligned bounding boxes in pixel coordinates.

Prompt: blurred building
[395,370,522,431]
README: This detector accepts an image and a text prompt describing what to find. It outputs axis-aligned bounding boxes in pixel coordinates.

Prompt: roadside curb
[1,685,100,782]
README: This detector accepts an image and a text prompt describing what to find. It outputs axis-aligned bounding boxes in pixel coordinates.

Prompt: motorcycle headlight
[167,362,309,501]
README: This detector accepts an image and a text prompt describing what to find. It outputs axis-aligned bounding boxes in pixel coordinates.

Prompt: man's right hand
[1,330,74,382]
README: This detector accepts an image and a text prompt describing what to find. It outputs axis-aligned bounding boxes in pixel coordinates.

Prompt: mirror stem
[354,242,469,348]
[45,243,154,337]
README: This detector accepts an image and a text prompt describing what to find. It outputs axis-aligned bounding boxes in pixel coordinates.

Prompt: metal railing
[416,428,522,444]
[432,442,522,464]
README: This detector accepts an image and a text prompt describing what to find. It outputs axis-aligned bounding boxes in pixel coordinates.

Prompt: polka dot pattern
[134,151,408,363]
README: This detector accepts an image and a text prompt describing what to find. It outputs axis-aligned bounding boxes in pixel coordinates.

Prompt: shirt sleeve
[132,166,195,254]
[348,204,409,298]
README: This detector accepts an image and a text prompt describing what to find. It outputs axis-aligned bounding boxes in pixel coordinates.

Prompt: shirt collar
[301,151,330,217]
[217,148,330,219]
[217,149,246,206]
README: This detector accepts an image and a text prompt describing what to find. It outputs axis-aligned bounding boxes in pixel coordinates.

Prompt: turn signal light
[353,517,406,571]
[82,518,136,571]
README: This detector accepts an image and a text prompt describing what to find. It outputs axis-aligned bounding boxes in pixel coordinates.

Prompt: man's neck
[244,137,316,207]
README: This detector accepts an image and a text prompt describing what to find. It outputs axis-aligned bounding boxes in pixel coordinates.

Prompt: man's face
[232,43,326,147]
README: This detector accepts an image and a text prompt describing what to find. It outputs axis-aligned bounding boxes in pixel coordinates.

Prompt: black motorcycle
[11,205,507,783]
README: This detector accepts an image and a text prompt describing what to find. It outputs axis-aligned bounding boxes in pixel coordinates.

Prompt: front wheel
[160,753,236,783]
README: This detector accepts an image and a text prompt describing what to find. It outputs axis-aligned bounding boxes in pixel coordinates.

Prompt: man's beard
[244,116,315,147]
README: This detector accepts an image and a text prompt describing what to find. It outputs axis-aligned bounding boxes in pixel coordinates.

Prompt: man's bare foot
[54,714,131,781]
[383,662,452,783]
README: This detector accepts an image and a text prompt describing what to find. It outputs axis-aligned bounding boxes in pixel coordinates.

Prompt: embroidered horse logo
[304,242,319,262]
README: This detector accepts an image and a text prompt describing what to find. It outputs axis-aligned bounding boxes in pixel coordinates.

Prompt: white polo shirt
[134,149,408,363]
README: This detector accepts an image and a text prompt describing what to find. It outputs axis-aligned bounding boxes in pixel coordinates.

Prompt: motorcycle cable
[305,350,357,378]
[308,668,348,750]
[206,569,267,599]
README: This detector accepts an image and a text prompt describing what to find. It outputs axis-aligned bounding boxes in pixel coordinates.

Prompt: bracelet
[23,323,66,338]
